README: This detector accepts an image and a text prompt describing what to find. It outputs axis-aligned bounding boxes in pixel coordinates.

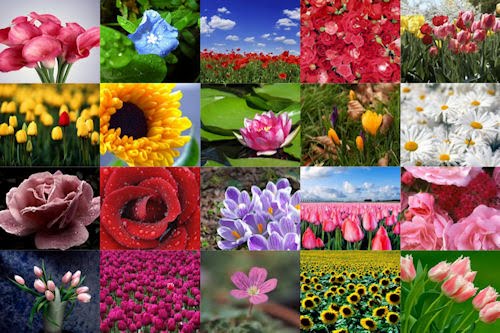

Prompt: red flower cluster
[201,50,299,71]
[100,167,200,250]
[0,12,99,72]
[431,171,499,220]
[421,11,499,55]
[301,0,400,83]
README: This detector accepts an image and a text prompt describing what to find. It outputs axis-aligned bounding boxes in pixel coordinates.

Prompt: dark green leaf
[117,15,137,34]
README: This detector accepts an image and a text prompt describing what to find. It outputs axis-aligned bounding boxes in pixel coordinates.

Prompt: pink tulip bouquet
[10,261,91,333]
[401,254,500,333]
[400,167,499,250]
[301,202,401,250]
[0,12,99,83]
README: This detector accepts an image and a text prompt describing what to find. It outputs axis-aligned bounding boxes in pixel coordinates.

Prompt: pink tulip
[473,29,486,42]
[302,227,318,249]
[479,301,500,323]
[33,266,43,277]
[463,271,477,283]
[362,212,377,231]
[34,279,46,293]
[401,171,414,185]
[322,219,336,232]
[315,237,324,248]
[428,261,450,282]
[72,270,82,280]
[442,275,468,297]
[14,275,25,285]
[473,287,498,311]
[47,280,56,291]
[45,290,54,301]
[77,293,92,303]
[460,11,474,26]
[452,282,478,303]
[341,217,364,243]
[457,30,470,44]
[449,256,471,276]
[401,255,416,282]
[371,226,392,250]
[0,47,25,72]
[77,286,89,294]
[471,21,481,32]
[62,271,72,284]
[393,221,400,235]
[71,276,80,287]
[236,111,298,156]
[8,22,41,44]
[22,35,61,66]
[481,14,496,30]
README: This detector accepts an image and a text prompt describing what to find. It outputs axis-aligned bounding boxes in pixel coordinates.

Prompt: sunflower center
[470,121,483,129]
[325,312,336,320]
[389,314,398,322]
[404,141,418,151]
[109,102,148,139]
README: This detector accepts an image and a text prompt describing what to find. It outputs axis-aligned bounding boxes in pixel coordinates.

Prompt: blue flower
[128,10,179,57]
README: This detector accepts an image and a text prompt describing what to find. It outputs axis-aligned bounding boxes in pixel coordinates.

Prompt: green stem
[35,67,48,83]
[368,230,372,250]
[455,309,477,332]
[422,301,452,333]
[247,303,253,318]
[422,293,445,316]
[61,63,73,83]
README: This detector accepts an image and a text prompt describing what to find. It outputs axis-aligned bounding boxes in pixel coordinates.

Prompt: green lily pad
[201,128,236,142]
[201,89,238,108]
[283,130,301,159]
[204,160,225,166]
[279,102,300,124]
[254,83,300,102]
[201,97,260,132]
[227,157,300,167]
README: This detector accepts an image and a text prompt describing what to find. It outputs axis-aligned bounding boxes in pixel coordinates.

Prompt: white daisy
[455,110,498,143]
[449,131,490,154]
[431,142,463,166]
[401,125,436,166]
[426,94,461,124]
[464,146,500,167]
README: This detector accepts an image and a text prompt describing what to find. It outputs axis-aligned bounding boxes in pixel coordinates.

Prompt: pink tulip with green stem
[230,267,278,318]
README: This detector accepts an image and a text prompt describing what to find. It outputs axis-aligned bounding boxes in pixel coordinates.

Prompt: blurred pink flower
[77,293,91,303]
[22,35,61,66]
[408,192,435,222]
[47,280,56,291]
[401,215,439,250]
[404,167,481,187]
[235,111,299,156]
[230,267,277,305]
[62,271,72,284]
[33,266,43,277]
[449,256,472,276]
[45,290,54,301]
[34,279,46,293]
[0,46,25,72]
[444,205,500,250]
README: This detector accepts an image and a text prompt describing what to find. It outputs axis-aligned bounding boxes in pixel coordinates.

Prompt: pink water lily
[234,111,299,156]
[230,267,277,305]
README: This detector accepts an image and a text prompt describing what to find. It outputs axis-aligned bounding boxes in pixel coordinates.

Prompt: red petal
[184,209,200,250]
[169,167,199,225]
[100,227,125,250]
[156,226,187,250]
[103,167,177,198]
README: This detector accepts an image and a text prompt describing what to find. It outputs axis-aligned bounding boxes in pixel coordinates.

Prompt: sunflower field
[300,251,400,332]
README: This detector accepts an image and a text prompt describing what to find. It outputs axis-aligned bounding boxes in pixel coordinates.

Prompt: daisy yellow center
[415,106,424,112]
[109,102,148,139]
[465,139,475,146]
[440,105,448,111]
[404,141,418,151]
[471,100,480,106]
[402,87,411,93]
[470,121,483,129]
[419,95,425,100]
[444,139,451,144]
[231,231,241,239]
[247,286,259,295]
[487,89,495,96]
[439,154,450,161]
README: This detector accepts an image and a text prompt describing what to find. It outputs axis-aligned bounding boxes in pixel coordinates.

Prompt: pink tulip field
[99,251,200,333]
[301,202,401,250]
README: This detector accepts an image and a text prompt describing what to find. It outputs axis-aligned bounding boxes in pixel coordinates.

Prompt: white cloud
[214,43,226,46]
[261,33,271,39]
[257,43,266,47]
[244,37,255,43]
[283,39,297,45]
[343,181,355,194]
[296,31,300,37]
[363,182,373,190]
[208,15,236,31]
[276,18,298,28]
[225,35,239,41]
[200,16,213,34]
[274,36,286,41]
[301,167,333,180]
[217,7,230,14]
[283,8,300,20]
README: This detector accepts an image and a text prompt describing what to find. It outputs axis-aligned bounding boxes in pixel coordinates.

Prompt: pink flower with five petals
[230,267,278,305]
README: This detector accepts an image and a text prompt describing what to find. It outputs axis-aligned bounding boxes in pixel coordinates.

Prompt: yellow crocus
[356,136,364,151]
[27,121,38,136]
[51,126,63,141]
[362,110,383,136]
[328,128,341,145]
[15,129,27,143]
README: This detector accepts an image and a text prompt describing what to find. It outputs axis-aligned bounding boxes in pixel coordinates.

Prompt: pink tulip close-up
[401,255,416,282]
[473,286,498,311]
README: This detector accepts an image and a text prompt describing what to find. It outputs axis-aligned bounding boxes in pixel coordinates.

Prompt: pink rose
[0,171,100,250]
[404,167,481,186]
[408,193,435,221]
[444,205,500,250]
[401,215,439,250]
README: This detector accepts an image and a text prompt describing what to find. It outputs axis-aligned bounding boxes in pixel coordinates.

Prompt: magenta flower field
[100,251,200,333]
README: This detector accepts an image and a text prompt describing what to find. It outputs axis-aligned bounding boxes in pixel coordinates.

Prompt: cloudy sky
[200,0,300,54]
[301,167,400,202]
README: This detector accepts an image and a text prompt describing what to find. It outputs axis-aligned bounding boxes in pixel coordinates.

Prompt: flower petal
[0,209,34,236]
[230,289,249,299]
[247,234,269,251]
[249,267,267,286]
[34,222,89,250]
[249,294,268,304]
[259,278,278,294]
[231,271,250,290]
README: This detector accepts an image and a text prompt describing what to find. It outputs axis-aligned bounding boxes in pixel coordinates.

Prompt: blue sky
[301,167,401,202]
[200,0,300,54]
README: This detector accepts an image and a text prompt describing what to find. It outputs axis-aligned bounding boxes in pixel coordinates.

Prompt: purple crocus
[220,187,254,220]
[330,106,338,127]
[230,267,277,304]
[217,219,251,250]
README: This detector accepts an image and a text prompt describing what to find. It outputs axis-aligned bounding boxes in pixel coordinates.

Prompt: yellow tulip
[356,136,364,151]
[77,123,89,137]
[328,128,341,145]
[26,140,33,153]
[40,112,54,126]
[7,125,14,135]
[0,123,9,136]
[9,116,17,128]
[91,131,99,145]
[25,112,35,122]
[27,121,38,136]
[85,119,94,132]
[15,129,27,143]
[362,110,383,136]
[51,126,63,141]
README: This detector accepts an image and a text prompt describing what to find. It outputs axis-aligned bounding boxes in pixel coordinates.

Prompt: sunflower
[393,276,401,284]
[332,329,348,333]
[349,272,357,279]
[312,296,321,304]
[347,292,361,304]
[340,305,354,318]
[300,315,314,330]
[337,287,347,295]
[386,292,400,305]
[369,284,380,294]
[386,311,399,324]
[301,284,311,292]
[356,285,367,296]
[320,310,338,325]
[100,83,191,166]
[360,318,378,331]
[347,283,356,290]
[379,278,390,287]
[373,306,389,318]
[368,299,379,307]
[329,303,340,312]
[312,276,319,283]
[324,291,335,298]
[301,297,316,309]
[314,283,323,291]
